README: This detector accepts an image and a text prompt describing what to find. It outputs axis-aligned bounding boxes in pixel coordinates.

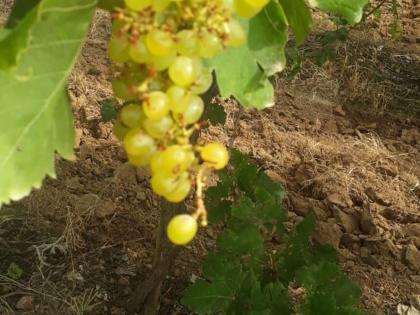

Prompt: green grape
[176,30,199,56]
[123,128,155,156]
[198,31,222,58]
[168,56,197,87]
[129,38,151,64]
[120,104,145,128]
[151,172,180,196]
[143,91,171,120]
[113,121,130,141]
[200,142,229,170]
[153,0,171,11]
[108,36,130,62]
[143,115,173,139]
[150,150,164,175]
[128,149,155,167]
[226,19,246,47]
[112,79,133,100]
[165,177,192,203]
[125,0,152,11]
[244,0,269,7]
[166,214,197,245]
[233,0,261,17]
[161,145,191,175]
[167,85,194,113]
[175,95,204,125]
[146,29,174,57]
[190,68,213,94]
[149,52,176,71]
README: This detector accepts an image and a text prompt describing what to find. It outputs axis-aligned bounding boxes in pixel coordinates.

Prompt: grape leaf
[5,0,41,28]
[211,45,274,109]
[0,5,39,71]
[0,0,97,206]
[248,1,288,76]
[307,0,368,24]
[278,0,313,44]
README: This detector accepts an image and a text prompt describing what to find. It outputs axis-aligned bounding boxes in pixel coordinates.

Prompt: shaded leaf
[100,98,118,122]
[308,0,368,24]
[278,0,313,44]
[5,0,40,28]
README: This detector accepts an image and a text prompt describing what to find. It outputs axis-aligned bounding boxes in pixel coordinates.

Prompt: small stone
[313,219,343,249]
[333,105,346,117]
[340,233,360,248]
[114,163,137,185]
[334,209,359,233]
[95,200,116,218]
[364,187,391,206]
[360,246,369,258]
[137,191,147,201]
[16,296,33,311]
[364,255,380,268]
[405,224,420,238]
[397,304,420,315]
[405,244,420,271]
[327,193,352,208]
[360,213,377,235]
[289,193,312,216]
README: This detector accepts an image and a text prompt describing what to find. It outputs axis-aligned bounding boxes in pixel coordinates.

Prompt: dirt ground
[0,1,419,314]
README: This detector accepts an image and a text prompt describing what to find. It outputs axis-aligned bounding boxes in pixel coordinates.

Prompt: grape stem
[193,166,208,226]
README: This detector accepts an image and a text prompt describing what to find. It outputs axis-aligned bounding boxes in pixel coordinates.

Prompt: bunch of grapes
[108,0,269,245]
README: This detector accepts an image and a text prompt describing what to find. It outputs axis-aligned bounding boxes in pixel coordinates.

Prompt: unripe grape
[190,69,213,94]
[200,142,229,170]
[168,56,197,87]
[153,0,171,12]
[167,214,197,245]
[245,0,269,8]
[113,121,130,141]
[123,128,155,156]
[150,151,164,175]
[108,36,130,63]
[125,0,152,11]
[120,104,145,128]
[143,115,173,139]
[146,29,174,57]
[166,85,190,113]
[149,52,176,71]
[176,30,199,56]
[233,0,261,18]
[161,145,191,175]
[129,38,151,64]
[111,79,132,100]
[226,19,246,47]
[165,177,192,203]
[175,95,204,125]
[198,31,222,58]
[128,149,155,167]
[151,172,180,196]
[143,91,171,120]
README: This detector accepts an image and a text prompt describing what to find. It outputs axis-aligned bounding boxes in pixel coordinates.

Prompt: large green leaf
[278,0,313,44]
[248,1,288,76]
[211,44,274,109]
[307,0,368,24]
[0,4,39,71]
[0,0,97,206]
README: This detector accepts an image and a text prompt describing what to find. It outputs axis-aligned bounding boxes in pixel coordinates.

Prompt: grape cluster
[108,0,269,245]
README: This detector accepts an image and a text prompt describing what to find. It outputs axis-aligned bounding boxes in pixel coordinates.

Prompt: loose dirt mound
[0,2,419,315]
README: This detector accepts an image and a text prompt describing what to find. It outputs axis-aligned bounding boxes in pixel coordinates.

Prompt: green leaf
[0,5,39,71]
[5,0,41,28]
[307,0,368,24]
[182,280,235,314]
[7,262,23,280]
[248,1,288,76]
[217,224,264,257]
[0,0,97,206]
[97,0,124,10]
[211,44,274,109]
[278,0,313,44]
[100,98,118,122]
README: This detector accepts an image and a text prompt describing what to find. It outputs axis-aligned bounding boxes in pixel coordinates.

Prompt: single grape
[113,121,130,141]
[125,0,152,11]
[200,142,229,170]
[226,19,246,47]
[165,177,192,203]
[244,0,269,8]
[108,36,130,63]
[190,68,213,94]
[123,128,155,156]
[174,95,204,125]
[129,38,151,64]
[167,214,197,245]
[161,145,191,175]
[166,85,190,113]
[149,52,176,71]
[233,0,261,18]
[120,104,145,128]
[176,30,199,56]
[143,115,173,139]
[143,91,171,120]
[153,0,171,11]
[151,172,180,196]
[146,29,174,57]
[111,79,132,100]
[198,31,222,58]
[168,56,197,87]
[128,149,155,167]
